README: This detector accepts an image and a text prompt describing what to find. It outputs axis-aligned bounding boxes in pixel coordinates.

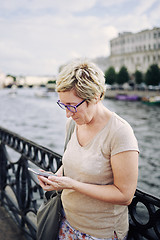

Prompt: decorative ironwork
[128,189,160,239]
[0,126,62,239]
[0,126,160,239]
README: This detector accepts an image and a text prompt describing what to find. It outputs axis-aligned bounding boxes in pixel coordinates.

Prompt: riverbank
[1,85,160,101]
[104,89,160,99]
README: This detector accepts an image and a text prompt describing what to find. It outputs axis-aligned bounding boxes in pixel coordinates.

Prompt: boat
[34,90,50,98]
[8,89,17,97]
[8,86,17,97]
[115,94,140,101]
[142,96,160,105]
[46,83,56,92]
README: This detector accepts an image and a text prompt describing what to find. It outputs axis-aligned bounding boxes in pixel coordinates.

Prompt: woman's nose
[66,109,74,118]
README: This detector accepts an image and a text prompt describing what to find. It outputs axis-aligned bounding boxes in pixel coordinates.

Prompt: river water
[0,88,160,198]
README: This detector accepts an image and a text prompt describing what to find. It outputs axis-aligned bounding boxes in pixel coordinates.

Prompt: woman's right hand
[37,166,64,191]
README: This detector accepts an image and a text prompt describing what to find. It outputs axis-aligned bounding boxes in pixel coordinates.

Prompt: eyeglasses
[57,99,86,113]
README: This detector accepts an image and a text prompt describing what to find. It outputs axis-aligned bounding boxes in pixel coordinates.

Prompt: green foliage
[135,70,143,84]
[145,64,160,86]
[117,66,129,84]
[47,80,56,84]
[104,66,116,85]
[7,74,16,81]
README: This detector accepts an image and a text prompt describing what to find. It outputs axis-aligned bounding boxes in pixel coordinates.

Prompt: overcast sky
[0,0,159,76]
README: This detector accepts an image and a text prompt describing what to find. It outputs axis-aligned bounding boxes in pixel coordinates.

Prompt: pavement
[0,206,27,240]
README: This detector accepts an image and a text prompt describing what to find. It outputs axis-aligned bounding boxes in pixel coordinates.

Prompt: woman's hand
[38,175,75,192]
[37,165,65,191]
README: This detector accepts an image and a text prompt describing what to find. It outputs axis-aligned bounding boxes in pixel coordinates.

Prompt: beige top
[62,113,139,239]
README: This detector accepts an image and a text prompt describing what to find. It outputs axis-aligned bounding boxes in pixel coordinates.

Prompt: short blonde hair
[56,59,106,101]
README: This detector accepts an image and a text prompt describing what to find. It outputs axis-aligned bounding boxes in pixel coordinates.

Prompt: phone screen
[28,168,54,177]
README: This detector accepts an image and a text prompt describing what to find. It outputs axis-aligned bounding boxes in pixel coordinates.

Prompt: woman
[38,59,139,240]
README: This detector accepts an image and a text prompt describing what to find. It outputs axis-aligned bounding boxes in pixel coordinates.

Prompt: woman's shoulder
[102,112,136,143]
[109,112,132,130]
[102,113,139,155]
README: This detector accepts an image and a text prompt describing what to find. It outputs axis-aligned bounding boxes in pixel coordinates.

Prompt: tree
[104,66,116,85]
[135,70,143,84]
[117,66,129,85]
[47,80,56,84]
[7,74,16,82]
[145,64,160,86]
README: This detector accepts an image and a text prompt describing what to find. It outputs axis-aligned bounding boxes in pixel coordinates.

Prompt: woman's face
[58,89,96,125]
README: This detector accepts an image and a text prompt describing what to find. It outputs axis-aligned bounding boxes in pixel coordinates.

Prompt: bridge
[0,126,160,240]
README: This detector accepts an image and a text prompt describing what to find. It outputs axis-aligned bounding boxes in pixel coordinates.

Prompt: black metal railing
[0,126,160,240]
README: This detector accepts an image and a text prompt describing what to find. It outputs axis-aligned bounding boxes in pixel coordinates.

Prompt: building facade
[109,27,160,74]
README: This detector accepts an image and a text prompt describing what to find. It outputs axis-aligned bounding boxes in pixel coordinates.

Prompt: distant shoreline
[1,85,159,101]
[104,89,160,99]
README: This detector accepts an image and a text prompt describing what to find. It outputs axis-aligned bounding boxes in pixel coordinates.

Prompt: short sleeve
[110,124,139,157]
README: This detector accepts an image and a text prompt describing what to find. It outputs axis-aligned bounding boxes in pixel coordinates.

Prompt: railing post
[16,155,31,227]
[0,143,8,204]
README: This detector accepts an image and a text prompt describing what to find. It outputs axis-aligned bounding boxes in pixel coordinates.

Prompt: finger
[42,184,54,191]
[39,169,54,175]
[48,175,60,181]
[38,175,53,185]
[38,179,47,188]
[38,175,61,191]
[38,169,45,172]
[38,177,49,186]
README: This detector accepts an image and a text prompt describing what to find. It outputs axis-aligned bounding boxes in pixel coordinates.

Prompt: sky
[0,0,160,76]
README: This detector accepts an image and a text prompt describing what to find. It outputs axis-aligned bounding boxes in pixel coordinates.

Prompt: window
[154,33,157,38]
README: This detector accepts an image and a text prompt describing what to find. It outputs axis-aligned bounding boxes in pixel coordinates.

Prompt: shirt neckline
[75,112,115,149]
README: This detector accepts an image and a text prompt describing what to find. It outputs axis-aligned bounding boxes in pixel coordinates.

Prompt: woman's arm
[38,151,138,205]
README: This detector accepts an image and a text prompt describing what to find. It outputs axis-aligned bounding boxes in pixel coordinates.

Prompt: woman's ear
[95,95,101,103]
[95,97,98,103]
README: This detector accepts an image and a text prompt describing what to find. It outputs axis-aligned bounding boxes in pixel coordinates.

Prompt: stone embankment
[104,89,160,99]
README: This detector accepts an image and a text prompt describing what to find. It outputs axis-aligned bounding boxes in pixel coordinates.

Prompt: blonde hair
[56,59,106,101]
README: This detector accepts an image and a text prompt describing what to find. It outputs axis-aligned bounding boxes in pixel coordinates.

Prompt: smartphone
[28,167,54,178]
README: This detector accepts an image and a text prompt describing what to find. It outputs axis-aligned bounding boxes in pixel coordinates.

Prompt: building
[23,76,52,86]
[0,71,6,88]
[92,56,110,73]
[0,72,14,88]
[16,76,56,87]
[109,27,160,74]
